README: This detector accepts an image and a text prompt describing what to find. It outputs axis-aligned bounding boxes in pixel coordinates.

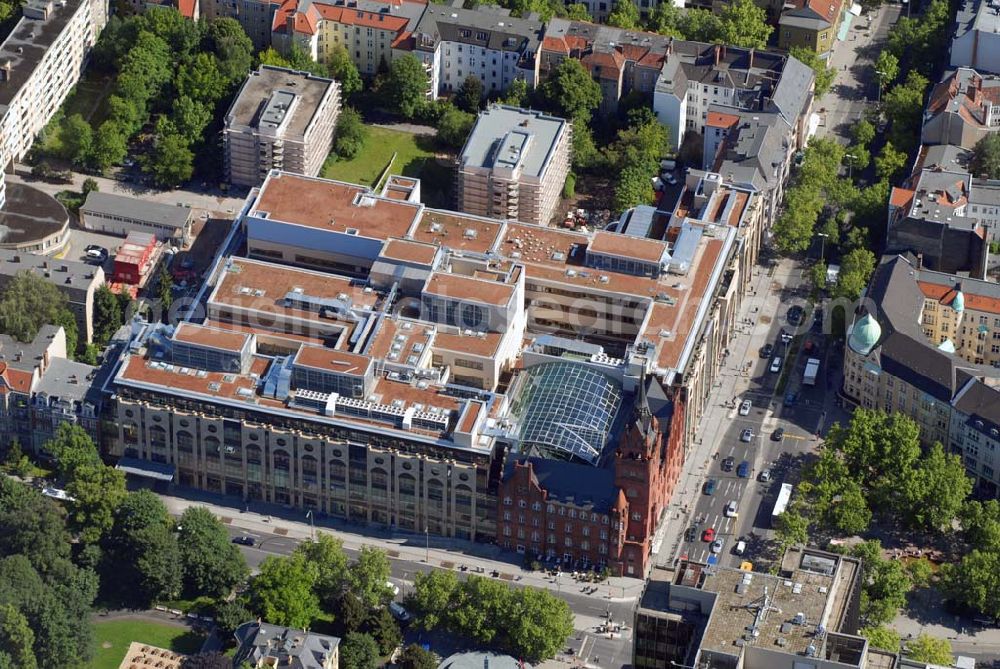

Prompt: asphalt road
[679,272,833,568]
[227,526,635,668]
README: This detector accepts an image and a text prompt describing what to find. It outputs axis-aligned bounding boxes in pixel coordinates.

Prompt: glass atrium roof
[513,362,623,465]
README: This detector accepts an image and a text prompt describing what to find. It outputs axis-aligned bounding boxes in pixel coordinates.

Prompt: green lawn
[87,619,205,669]
[321,127,438,190]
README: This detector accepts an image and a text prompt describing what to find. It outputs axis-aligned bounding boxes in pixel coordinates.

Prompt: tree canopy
[386,55,430,118]
[0,272,78,353]
[971,134,1000,180]
[718,0,772,49]
[177,507,249,599]
[251,553,321,630]
[905,634,953,665]
[409,572,573,661]
[539,58,602,123]
[100,490,181,607]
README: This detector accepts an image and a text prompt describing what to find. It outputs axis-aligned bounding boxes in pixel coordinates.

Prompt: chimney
[0,60,11,81]
[714,44,720,67]
[666,37,673,56]
[916,253,923,269]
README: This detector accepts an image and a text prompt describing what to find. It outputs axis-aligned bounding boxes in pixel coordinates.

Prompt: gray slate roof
[81,191,193,229]
[504,456,619,512]
[234,622,339,669]
[414,3,543,53]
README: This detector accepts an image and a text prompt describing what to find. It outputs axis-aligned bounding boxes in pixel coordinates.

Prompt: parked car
[685,526,698,541]
[84,245,108,262]
[759,343,774,358]
[736,461,750,478]
[664,173,678,186]
[734,540,747,556]
[770,357,782,373]
[740,428,755,443]
[386,581,400,598]
[711,539,724,553]
[759,469,772,482]
[232,535,255,546]
[388,602,411,623]
[722,457,735,471]
[703,479,717,495]
[739,399,752,416]
[702,527,716,542]
[788,305,804,326]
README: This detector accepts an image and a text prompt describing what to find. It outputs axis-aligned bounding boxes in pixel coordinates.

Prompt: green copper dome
[848,313,882,355]
[952,290,965,313]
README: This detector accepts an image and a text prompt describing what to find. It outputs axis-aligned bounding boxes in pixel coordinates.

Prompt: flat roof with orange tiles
[501,222,663,297]
[458,400,484,433]
[204,320,329,348]
[588,230,668,264]
[726,191,750,227]
[425,272,515,306]
[410,209,506,254]
[294,345,373,376]
[432,330,504,357]
[366,318,435,362]
[252,172,421,241]
[381,238,439,265]
[119,354,269,401]
[173,322,251,353]
[370,376,461,413]
[706,110,741,129]
[643,238,726,371]
[212,257,381,314]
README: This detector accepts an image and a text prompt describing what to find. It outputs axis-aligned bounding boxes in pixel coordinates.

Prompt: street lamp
[424,528,429,563]
[845,153,856,179]
[817,232,829,262]
[305,509,315,542]
[875,69,887,104]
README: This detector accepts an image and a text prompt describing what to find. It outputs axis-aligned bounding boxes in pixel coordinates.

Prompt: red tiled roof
[176,0,197,18]
[918,281,1000,314]
[706,111,740,129]
[890,187,915,209]
[313,4,409,31]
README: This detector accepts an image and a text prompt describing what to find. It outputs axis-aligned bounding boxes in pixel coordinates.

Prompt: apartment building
[843,255,1000,495]
[634,547,865,669]
[777,0,845,55]
[270,0,426,76]
[921,68,1000,149]
[951,0,1000,75]
[652,42,814,152]
[703,109,797,226]
[886,144,1000,274]
[457,105,571,227]
[200,0,280,49]
[223,66,340,187]
[539,20,672,116]
[0,0,106,171]
[0,250,105,344]
[412,3,544,98]
[234,622,339,669]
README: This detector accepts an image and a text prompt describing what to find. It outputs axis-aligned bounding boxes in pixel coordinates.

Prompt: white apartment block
[223,65,340,187]
[412,4,542,99]
[457,105,571,227]
[0,0,107,172]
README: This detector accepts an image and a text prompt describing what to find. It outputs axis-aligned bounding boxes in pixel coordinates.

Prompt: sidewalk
[653,257,800,567]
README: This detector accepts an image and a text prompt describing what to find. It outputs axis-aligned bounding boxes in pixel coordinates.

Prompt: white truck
[803,357,821,386]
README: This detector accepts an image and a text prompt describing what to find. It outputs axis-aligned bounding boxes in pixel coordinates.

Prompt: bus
[771,483,794,527]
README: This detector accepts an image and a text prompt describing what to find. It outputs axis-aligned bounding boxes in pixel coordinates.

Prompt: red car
[702,527,716,542]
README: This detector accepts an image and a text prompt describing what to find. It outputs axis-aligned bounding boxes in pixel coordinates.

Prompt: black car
[787,305,804,326]
[722,456,735,472]
[232,535,255,546]
[684,526,698,541]
[759,343,774,358]
[772,427,785,442]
